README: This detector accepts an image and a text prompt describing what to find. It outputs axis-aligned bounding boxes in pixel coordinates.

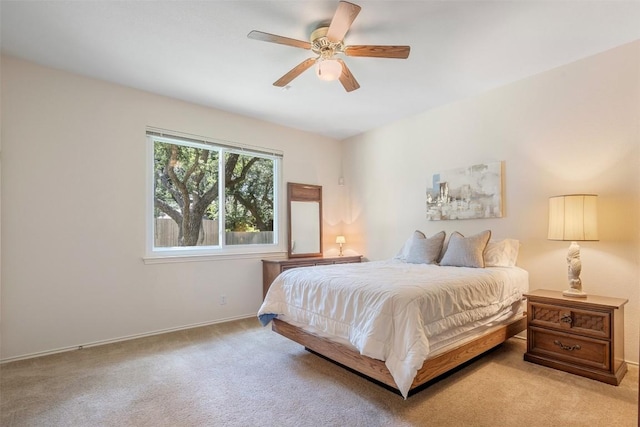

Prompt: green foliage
[224,152,274,232]
[153,139,275,246]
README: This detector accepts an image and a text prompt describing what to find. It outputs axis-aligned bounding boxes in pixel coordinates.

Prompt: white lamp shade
[548,194,599,241]
[335,235,346,244]
[316,59,342,81]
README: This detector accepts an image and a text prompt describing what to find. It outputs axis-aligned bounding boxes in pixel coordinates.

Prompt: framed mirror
[288,182,322,258]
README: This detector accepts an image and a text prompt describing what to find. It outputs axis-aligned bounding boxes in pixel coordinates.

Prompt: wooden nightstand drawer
[528,301,610,339]
[281,263,315,270]
[528,327,610,371]
[332,258,356,264]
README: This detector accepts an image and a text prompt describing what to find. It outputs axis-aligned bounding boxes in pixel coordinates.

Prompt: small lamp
[336,235,346,256]
[316,59,342,81]
[548,194,599,298]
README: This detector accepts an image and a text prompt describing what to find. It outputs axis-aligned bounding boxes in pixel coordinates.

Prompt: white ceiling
[2,1,640,140]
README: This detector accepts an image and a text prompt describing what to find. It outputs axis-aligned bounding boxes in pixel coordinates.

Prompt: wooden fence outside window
[154,218,273,247]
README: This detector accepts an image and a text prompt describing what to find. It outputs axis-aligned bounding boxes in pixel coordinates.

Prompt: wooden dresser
[524,289,628,385]
[262,255,362,298]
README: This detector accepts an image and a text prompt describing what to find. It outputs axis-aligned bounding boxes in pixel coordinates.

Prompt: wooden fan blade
[326,1,361,42]
[344,45,411,59]
[273,58,317,87]
[337,59,360,92]
[248,30,311,50]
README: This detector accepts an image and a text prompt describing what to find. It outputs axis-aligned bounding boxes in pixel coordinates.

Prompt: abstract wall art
[426,161,503,220]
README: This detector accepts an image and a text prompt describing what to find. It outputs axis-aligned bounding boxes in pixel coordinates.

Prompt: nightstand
[524,289,628,385]
[262,255,362,298]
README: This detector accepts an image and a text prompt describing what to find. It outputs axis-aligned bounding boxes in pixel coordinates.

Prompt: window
[146,130,282,259]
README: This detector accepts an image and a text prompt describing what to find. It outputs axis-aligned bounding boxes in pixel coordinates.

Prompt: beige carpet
[1,317,637,427]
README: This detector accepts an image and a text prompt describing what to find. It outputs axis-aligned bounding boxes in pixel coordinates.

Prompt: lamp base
[563,288,587,298]
[563,241,586,298]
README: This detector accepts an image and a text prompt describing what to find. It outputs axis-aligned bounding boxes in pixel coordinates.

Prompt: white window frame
[144,129,284,263]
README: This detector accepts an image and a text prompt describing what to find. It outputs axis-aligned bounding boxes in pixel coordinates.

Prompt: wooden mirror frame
[287,183,322,258]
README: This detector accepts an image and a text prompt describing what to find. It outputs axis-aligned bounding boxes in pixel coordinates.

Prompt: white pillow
[406,231,446,264]
[395,231,424,261]
[484,239,520,267]
[439,230,492,268]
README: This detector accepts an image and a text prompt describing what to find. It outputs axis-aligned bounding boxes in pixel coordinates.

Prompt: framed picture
[426,161,503,221]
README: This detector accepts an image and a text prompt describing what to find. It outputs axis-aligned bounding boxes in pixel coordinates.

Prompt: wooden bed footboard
[271,312,527,395]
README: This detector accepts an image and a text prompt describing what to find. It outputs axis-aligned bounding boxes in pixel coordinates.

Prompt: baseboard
[0,313,257,364]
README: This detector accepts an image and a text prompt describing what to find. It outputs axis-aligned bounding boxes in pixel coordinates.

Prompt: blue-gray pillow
[406,231,446,264]
[439,230,491,268]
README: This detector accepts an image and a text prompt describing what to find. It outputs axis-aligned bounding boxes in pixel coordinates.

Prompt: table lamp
[336,235,346,256]
[547,194,598,298]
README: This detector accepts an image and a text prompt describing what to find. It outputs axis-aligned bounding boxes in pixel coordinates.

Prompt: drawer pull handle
[554,340,581,351]
[560,314,572,324]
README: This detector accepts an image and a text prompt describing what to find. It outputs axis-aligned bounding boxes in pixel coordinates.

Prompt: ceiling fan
[247,1,410,92]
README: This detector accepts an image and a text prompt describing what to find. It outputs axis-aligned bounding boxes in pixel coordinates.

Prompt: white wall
[0,56,344,361]
[342,41,640,364]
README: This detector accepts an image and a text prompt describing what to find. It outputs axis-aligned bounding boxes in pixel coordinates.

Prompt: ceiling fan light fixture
[316,59,342,81]
[248,1,410,92]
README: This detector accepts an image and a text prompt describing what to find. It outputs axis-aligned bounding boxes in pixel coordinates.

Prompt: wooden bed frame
[272,312,527,396]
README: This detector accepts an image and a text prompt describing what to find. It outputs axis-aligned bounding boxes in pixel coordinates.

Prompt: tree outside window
[150,135,278,251]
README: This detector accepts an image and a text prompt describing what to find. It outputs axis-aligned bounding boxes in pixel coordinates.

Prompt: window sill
[143,250,287,265]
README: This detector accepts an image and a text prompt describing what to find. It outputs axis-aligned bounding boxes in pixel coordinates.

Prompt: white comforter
[258,259,528,398]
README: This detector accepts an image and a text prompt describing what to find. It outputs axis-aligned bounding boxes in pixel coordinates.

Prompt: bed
[258,231,528,398]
